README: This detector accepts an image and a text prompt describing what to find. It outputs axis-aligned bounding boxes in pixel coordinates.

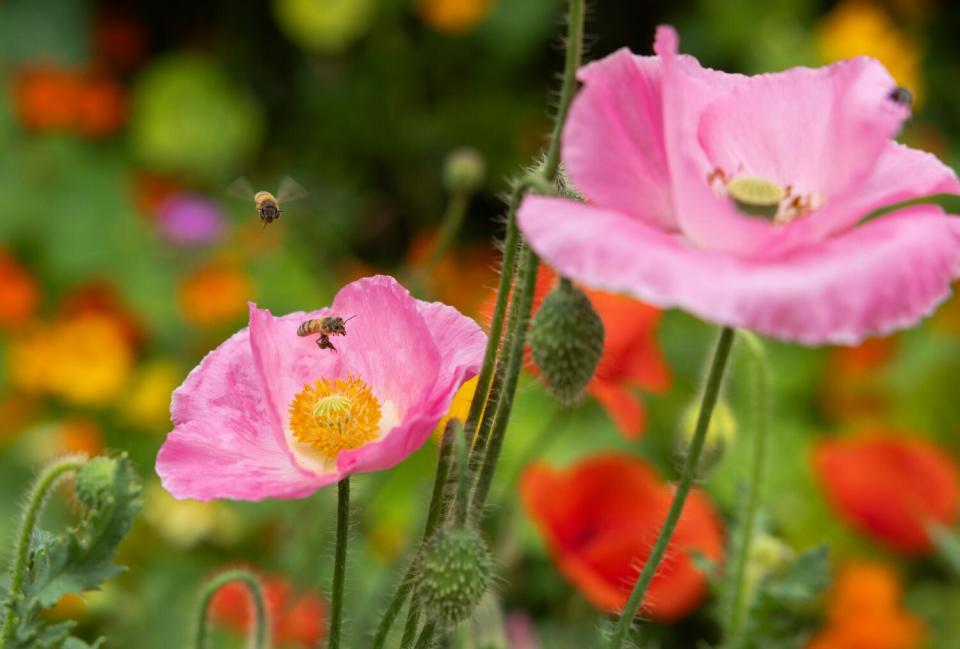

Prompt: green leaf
[24,456,142,607]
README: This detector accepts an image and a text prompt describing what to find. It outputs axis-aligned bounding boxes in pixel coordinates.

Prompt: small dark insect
[297,315,357,352]
[888,86,913,107]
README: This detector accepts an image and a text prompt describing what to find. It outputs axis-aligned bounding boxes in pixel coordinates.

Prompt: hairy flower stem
[607,328,736,649]
[466,174,549,473]
[0,455,87,647]
[413,621,437,649]
[328,478,350,649]
[193,569,267,649]
[470,243,539,516]
[371,424,458,649]
[468,0,585,518]
[725,332,771,642]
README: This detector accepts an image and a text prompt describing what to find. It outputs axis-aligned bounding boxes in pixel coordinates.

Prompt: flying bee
[226,176,309,227]
[297,315,357,352]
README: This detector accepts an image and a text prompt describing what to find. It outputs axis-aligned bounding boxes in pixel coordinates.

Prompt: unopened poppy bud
[443,146,485,194]
[676,398,736,474]
[529,280,604,406]
[75,456,117,506]
[415,526,492,628]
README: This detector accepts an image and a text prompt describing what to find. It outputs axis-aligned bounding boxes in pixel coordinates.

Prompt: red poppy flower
[530,267,671,439]
[210,571,326,648]
[520,453,724,622]
[813,432,960,554]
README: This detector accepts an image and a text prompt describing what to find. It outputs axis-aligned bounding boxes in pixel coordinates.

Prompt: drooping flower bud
[675,398,736,475]
[75,455,117,506]
[529,280,604,406]
[415,526,492,628]
[443,147,485,195]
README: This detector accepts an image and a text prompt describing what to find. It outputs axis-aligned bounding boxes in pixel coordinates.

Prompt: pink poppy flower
[518,26,960,345]
[156,275,486,501]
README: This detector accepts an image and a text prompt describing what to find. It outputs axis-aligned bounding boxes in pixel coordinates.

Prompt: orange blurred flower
[530,267,671,439]
[417,0,493,33]
[813,431,960,554]
[57,417,104,457]
[820,337,896,422]
[132,170,181,216]
[11,65,126,138]
[408,231,498,321]
[818,0,923,106]
[807,562,924,649]
[9,312,134,406]
[210,571,326,648]
[178,261,253,327]
[521,453,724,622]
[0,249,39,329]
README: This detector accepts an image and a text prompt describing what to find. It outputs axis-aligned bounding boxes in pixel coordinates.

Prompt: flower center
[288,375,382,459]
[708,169,820,223]
[725,175,784,218]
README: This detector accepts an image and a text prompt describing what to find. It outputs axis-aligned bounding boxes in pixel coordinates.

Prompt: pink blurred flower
[156,275,485,501]
[518,26,960,345]
[156,193,226,245]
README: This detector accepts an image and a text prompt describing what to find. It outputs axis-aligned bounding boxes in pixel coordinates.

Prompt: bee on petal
[297,315,357,352]
[227,176,309,227]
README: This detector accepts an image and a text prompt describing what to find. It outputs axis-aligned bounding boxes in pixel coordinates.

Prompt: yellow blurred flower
[142,481,240,548]
[273,0,375,52]
[418,0,493,34]
[178,260,253,327]
[807,562,924,649]
[121,359,181,430]
[434,376,478,440]
[818,0,923,106]
[9,312,134,406]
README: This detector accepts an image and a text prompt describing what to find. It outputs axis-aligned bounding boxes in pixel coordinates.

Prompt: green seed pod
[443,147,486,195]
[529,280,604,406]
[415,526,492,628]
[75,456,117,507]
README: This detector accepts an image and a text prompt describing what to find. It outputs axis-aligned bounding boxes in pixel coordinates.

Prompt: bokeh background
[2,0,960,647]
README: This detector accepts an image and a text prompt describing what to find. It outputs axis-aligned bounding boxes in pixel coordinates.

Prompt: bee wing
[277,176,309,204]
[225,176,256,201]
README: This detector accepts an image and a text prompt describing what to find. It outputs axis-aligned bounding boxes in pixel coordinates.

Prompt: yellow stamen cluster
[288,375,381,458]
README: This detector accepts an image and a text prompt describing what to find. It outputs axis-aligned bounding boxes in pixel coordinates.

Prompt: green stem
[193,569,267,649]
[470,243,539,516]
[725,332,770,642]
[328,478,350,649]
[1,455,86,646]
[468,0,584,517]
[421,191,470,277]
[542,0,585,180]
[371,423,458,649]
[607,328,736,649]
[453,423,471,528]
[399,603,420,649]
[413,621,437,649]
[466,175,549,473]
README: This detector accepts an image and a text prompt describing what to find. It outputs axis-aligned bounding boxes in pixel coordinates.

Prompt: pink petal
[158,328,321,501]
[518,195,960,345]
[698,57,908,203]
[771,142,960,253]
[563,49,675,230]
[330,276,442,413]
[654,25,775,255]
[336,292,487,475]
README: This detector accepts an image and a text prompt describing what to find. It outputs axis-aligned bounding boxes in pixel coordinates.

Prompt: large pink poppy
[518,26,960,344]
[157,275,486,501]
